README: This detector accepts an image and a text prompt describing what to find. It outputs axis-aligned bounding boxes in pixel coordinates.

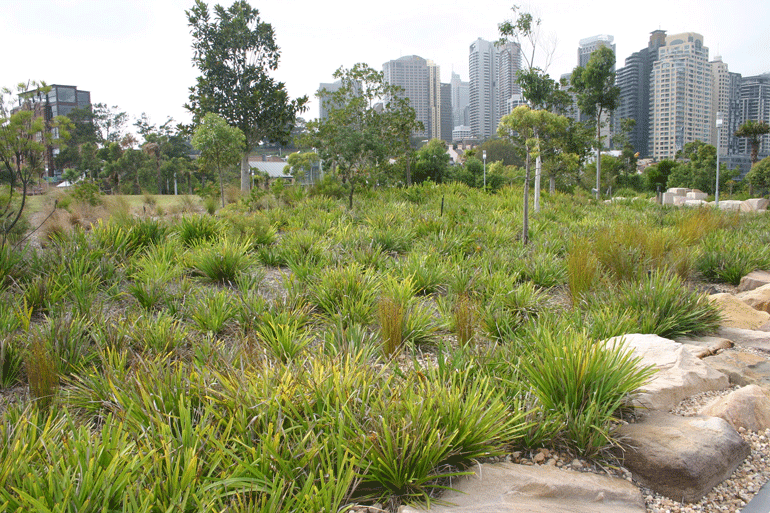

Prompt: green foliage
[192,112,246,208]
[0,336,23,388]
[186,0,307,190]
[176,214,224,247]
[413,139,451,184]
[189,237,254,284]
[519,326,655,456]
[69,181,102,206]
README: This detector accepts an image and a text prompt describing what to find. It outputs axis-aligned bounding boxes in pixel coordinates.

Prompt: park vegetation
[3,177,769,511]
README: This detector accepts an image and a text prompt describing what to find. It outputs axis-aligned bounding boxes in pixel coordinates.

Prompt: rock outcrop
[614,412,750,502]
[699,385,770,432]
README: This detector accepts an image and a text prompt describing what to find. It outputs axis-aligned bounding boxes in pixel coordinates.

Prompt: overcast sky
[2,0,768,134]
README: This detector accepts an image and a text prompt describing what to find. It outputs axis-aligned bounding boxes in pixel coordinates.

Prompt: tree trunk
[218,164,225,209]
[348,182,355,210]
[534,153,542,213]
[523,150,530,246]
[549,175,555,194]
[595,116,602,200]
[240,153,250,192]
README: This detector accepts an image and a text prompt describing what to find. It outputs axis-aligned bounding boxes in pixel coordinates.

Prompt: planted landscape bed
[1,182,764,512]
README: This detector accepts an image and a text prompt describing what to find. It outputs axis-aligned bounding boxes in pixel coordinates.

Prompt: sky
[2,0,769,135]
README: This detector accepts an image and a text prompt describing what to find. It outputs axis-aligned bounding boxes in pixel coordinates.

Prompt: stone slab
[401,462,645,513]
[703,350,770,387]
[739,270,770,293]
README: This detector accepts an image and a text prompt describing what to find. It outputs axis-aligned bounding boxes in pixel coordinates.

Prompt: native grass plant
[392,250,447,295]
[254,313,313,363]
[567,235,601,304]
[188,236,255,284]
[186,288,237,335]
[696,230,770,285]
[453,294,478,346]
[25,337,59,410]
[309,262,380,327]
[519,325,656,457]
[127,311,190,355]
[481,280,548,343]
[378,275,439,357]
[322,320,380,359]
[176,214,224,247]
[0,336,24,388]
[0,243,25,290]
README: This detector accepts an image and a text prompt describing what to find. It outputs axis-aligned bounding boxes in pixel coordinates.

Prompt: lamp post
[715,112,723,207]
[482,150,487,189]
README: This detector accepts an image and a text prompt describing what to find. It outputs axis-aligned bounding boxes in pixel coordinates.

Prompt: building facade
[469,38,497,140]
[615,30,666,157]
[650,33,712,160]
[737,73,770,158]
[578,35,616,69]
[451,72,469,129]
[383,55,431,138]
[440,82,453,143]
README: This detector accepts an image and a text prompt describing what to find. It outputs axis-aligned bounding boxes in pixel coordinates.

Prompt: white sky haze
[2,0,768,133]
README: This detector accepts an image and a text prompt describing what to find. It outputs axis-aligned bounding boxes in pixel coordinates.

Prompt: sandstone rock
[667,187,688,196]
[715,327,770,352]
[737,283,770,314]
[675,335,733,358]
[686,190,708,201]
[703,350,770,387]
[403,462,645,513]
[709,293,770,330]
[673,195,686,206]
[661,192,676,205]
[608,334,728,411]
[741,198,770,212]
[738,270,770,292]
[699,384,770,432]
[684,199,707,208]
[717,200,743,211]
[614,412,750,502]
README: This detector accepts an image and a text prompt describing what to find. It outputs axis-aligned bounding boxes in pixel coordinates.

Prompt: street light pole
[483,150,487,189]
[715,112,723,207]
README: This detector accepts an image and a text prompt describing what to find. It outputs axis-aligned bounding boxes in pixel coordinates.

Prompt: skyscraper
[383,55,431,138]
[578,35,616,69]
[468,38,522,140]
[428,60,441,140]
[650,33,712,160]
[469,38,496,140]
[440,83,453,143]
[615,30,666,157]
[450,72,469,129]
[737,73,770,159]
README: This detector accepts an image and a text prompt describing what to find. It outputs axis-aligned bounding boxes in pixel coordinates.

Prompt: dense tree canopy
[185,0,307,191]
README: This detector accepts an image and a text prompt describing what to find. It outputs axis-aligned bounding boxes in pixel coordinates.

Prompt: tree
[92,103,128,144]
[284,151,319,183]
[135,114,191,194]
[735,120,770,167]
[667,140,737,194]
[413,139,450,183]
[476,139,522,167]
[0,81,71,245]
[305,63,421,208]
[644,159,679,191]
[192,112,245,208]
[185,0,307,192]
[570,45,620,199]
[499,105,569,245]
[745,156,770,193]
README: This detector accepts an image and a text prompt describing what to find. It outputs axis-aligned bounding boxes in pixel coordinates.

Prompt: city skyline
[1,0,768,132]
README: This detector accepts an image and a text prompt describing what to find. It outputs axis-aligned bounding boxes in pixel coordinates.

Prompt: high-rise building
[468,38,522,140]
[383,55,431,138]
[737,73,770,159]
[440,83,453,143]
[318,79,343,121]
[428,60,441,140]
[451,72,470,129]
[497,41,522,122]
[469,38,497,140]
[578,35,616,69]
[650,33,712,160]
[615,30,666,157]
[710,56,732,156]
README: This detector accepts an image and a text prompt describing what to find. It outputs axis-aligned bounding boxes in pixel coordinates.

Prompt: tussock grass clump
[0,336,23,388]
[519,325,656,457]
[567,235,601,304]
[189,237,254,284]
[176,214,224,247]
[309,263,379,327]
[25,337,59,410]
[453,294,477,346]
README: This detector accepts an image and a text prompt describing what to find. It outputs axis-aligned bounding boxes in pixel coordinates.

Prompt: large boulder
[738,270,770,293]
[718,200,743,211]
[699,384,770,432]
[737,283,770,314]
[709,293,770,330]
[399,462,645,513]
[703,350,770,387]
[741,198,770,212]
[686,190,708,201]
[608,334,729,411]
[614,412,750,502]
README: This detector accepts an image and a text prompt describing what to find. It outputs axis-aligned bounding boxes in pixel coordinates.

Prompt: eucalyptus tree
[0,81,71,245]
[569,45,620,199]
[499,105,569,245]
[185,0,307,192]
